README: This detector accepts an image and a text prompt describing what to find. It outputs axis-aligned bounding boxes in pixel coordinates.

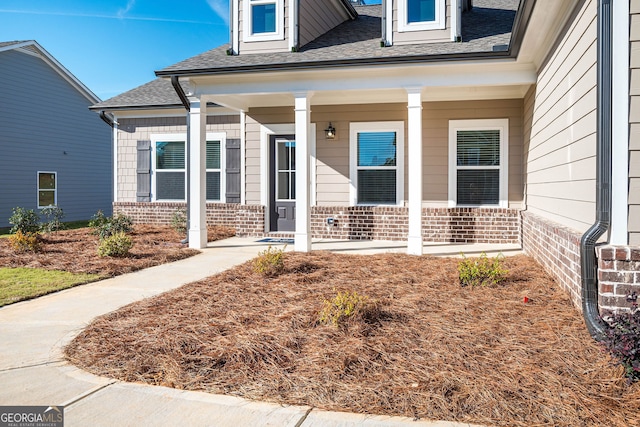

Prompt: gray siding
[299,0,349,48]
[523,0,597,233]
[0,48,112,228]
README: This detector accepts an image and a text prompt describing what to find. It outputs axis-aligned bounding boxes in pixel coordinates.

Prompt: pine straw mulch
[0,225,235,276]
[65,252,640,427]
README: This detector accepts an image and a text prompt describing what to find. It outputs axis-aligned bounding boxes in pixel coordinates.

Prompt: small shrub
[97,232,133,257]
[9,207,40,234]
[171,208,187,234]
[9,230,41,253]
[602,311,640,383]
[319,290,378,327]
[458,252,507,287]
[253,245,285,276]
[40,206,65,233]
[89,211,133,240]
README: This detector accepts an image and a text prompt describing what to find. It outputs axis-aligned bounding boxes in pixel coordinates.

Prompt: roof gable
[0,40,101,103]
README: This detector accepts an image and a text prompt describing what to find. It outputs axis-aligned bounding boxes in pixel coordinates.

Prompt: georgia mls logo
[0,406,64,427]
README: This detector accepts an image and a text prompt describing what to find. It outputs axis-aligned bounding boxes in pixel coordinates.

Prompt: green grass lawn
[0,267,103,306]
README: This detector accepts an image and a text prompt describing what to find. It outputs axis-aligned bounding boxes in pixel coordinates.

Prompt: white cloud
[206,0,229,25]
[117,0,136,19]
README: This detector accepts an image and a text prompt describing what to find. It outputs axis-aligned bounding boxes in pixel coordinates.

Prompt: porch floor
[209,237,522,258]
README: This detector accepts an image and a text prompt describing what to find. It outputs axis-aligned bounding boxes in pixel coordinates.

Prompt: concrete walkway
[0,237,518,426]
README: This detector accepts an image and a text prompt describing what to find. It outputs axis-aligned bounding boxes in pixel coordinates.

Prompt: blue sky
[0,0,230,100]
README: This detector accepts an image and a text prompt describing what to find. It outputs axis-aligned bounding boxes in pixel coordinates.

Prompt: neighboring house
[0,40,112,227]
[91,0,637,331]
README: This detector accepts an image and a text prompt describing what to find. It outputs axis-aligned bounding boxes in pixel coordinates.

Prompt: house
[91,0,638,334]
[0,40,112,227]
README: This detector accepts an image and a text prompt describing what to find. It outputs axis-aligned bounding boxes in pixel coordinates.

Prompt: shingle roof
[158,0,519,76]
[90,78,186,110]
[94,0,520,110]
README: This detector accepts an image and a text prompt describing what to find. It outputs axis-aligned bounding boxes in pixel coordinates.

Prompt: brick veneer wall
[596,246,640,314]
[113,202,265,237]
[311,206,520,243]
[521,211,583,309]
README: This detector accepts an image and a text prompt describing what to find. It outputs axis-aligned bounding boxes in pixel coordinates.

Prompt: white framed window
[242,0,284,42]
[151,133,226,202]
[398,0,446,32]
[349,122,405,206]
[448,119,509,208]
[37,171,57,208]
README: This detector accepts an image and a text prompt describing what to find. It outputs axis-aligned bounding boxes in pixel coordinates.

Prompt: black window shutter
[136,140,152,202]
[225,138,241,203]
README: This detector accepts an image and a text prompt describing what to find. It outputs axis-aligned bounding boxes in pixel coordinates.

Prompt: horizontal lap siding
[393,0,451,45]
[524,0,597,233]
[630,5,640,244]
[116,115,241,202]
[0,49,112,227]
[299,0,347,47]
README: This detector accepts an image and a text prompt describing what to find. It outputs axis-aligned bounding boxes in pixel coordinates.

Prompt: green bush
[602,310,640,383]
[89,211,133,240]
[458,252,507,287]
[40,206,65,233]
[97,232,133,257]
[9,207,40,234]
[9,230,41,253]
[319,289,378,327]
[171,208,187,234]
[253,245,285,276]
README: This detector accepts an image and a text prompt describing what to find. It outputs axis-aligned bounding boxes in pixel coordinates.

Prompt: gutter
[171,75,190,111]
[579,0,611,340]
[98,111,116,128]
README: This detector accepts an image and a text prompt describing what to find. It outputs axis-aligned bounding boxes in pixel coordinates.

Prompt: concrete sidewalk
[0,237,513,426]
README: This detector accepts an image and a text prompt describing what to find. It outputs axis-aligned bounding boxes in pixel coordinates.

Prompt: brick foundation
[113,202,265,237]
[311,206,520,243]
[521,211,583,310]
[596,245,640,314]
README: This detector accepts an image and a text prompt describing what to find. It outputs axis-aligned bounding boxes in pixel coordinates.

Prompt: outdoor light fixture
[325,122,336,140]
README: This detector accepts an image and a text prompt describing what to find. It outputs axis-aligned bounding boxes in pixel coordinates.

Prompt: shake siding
[524,0,597,233]
[299,0,347,48]
[0,48,112,227]
[116,116,240,202]
[630,4,640,244]
[393,0,451,45]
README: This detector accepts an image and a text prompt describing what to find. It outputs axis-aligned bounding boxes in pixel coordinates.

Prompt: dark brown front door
[270,135,296,232]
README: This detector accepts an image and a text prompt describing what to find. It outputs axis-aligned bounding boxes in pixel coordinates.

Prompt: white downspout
[113,118,118,203]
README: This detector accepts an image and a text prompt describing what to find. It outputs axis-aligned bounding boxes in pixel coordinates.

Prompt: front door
[270,135,296,232]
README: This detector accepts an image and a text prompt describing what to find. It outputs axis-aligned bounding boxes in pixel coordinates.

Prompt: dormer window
[398,0,446,32]
[243,0,284,42]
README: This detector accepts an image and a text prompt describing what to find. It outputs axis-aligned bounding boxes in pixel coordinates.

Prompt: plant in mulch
[40,206,65,233]
[8,230,42,253]
[602,293,640,383]
[89,210,133,240]
[253,245,285,276]
[97,232,134,258]
[8,207,40,235]
[171,208,187,234]
[319,289,379,327]
[458,252,507,287]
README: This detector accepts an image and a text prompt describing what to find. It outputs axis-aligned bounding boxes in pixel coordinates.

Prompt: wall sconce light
[325,122,336,140]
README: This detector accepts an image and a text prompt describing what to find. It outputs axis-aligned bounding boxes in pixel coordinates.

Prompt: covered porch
[181,59,536,254]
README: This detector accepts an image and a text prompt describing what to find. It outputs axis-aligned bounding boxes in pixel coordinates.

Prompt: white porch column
[294,92,312,252]
[188,99,207,249]
[407,88,423,255]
